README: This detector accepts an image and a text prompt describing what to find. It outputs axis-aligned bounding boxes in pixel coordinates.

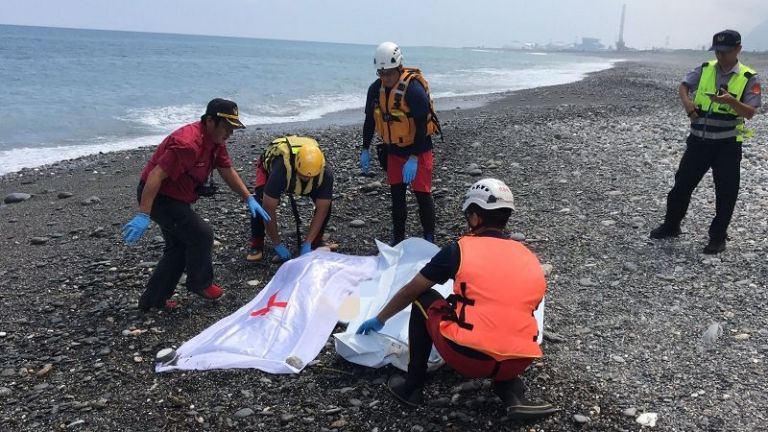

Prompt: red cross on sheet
[250,292,288,317]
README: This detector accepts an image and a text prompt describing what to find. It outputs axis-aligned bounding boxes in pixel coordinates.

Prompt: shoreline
[2,53,768,431]
[1,54,620,177]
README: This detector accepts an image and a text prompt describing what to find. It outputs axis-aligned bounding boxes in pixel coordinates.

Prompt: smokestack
[616,4,627,51]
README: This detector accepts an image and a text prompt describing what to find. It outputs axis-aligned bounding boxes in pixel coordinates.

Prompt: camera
[195,180,219,197]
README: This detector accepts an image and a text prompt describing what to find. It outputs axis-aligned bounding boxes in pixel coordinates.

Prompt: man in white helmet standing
[356,178,557,419]
[360,41,441,245]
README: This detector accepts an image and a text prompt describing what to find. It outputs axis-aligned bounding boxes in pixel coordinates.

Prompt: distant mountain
[746,20,768,51]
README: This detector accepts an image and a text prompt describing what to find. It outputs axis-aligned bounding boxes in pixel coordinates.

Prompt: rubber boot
[386,375,424,408]
[492,378,559,419]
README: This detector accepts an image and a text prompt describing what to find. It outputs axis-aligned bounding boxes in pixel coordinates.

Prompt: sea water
[0,25,616,174]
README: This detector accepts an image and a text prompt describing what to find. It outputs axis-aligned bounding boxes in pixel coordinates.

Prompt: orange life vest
[373,67,441,147]
[439,235,545,361]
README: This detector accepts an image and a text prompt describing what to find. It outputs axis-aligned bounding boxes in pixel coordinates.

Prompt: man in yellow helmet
[247,136,335,262]
[650,30,761,254]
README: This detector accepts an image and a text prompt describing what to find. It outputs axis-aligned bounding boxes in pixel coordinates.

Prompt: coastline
[0,52,618,177]
[2,54,768,431]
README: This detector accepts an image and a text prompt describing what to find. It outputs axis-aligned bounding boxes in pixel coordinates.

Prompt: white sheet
[156,238,545,374]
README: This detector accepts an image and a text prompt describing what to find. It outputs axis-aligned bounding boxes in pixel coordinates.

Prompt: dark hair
[465,204,512,229]
[200,114,223,124]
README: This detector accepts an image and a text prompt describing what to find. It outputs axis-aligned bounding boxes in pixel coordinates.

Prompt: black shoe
[138,289,169,312]
[492,378,559,420]
[649,224,681,239]
[703,239,726,254]
[386,375,423,408]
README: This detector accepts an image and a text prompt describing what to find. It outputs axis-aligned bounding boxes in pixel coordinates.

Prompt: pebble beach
[1,51,768,431]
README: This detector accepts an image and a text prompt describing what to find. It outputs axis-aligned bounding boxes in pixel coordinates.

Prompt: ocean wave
[245,93,366,126]
[119,104,203,132]
[117,93,367,130]
[430,60,617,98]
[0,134,164,175]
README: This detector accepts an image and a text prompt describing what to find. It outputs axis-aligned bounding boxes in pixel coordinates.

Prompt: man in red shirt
[122,98,270,311]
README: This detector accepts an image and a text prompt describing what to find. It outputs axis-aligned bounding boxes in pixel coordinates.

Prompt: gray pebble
[543,330,566,343]
[623,407,638,417]
[233,408,254,418]
[4,193,32,204]
[0,387,11,398]
[57,192,74,199]
[66,420,85,429]
[81,196,101,206]
[623,262,639,272]
[361,181,382,192]
[510,232,526,241]
[30,237,50,245]
[349,219,366,228]
[573,414,590,423]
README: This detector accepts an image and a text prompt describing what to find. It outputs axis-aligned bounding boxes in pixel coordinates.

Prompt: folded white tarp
[334,239,454,371]
[334,238,545,372]
[156,251,377,374]
[156,238,544,374]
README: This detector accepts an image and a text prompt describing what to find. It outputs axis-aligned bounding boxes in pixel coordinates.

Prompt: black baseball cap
[709,30,741,51]
[205,98,245,129]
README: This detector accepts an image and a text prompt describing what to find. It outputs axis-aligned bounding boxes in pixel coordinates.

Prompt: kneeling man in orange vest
[357,178,557,418]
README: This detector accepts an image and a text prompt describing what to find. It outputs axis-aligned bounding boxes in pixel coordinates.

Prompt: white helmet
[461,178,515,212]
[374,41,403,70]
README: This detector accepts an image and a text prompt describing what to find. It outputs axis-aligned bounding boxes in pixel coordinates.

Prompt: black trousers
[137,185,214,310]
[391,184,435,244]
[248,186,331,249]
[406,289,492,388]
[664,135,742,242]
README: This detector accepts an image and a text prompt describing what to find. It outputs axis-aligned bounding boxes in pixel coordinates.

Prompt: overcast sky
[3,0,768,50]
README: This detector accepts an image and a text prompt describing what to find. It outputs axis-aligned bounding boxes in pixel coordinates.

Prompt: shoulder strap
[393,69,419,110]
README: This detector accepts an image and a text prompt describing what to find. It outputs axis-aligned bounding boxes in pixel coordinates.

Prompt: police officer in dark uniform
[650,30,761,254]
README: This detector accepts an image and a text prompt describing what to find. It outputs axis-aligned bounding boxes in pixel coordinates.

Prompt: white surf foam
[0,134,164,175]
[430,60,617,98]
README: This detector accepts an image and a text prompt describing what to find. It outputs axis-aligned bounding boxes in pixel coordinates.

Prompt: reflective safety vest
[373,67,442,147]
[261,136,325,196]
[691,60,756,142]
[439,235,545,361]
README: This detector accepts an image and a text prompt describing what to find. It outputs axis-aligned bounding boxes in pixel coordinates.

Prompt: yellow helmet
[295,145,325,177]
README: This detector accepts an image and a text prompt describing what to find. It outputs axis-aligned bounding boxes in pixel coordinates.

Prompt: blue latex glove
[402,156,418,184]
[360,149,370,173]
[247,195,271,222]
[122,213,151,245]
[300,241,312,255]
[273,244,292,261]
[356,317,384,335]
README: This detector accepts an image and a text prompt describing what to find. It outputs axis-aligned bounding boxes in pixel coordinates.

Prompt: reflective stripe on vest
[373,67,439,147]
[438,236,545,360]
[262,136,324,196]
[691,60,755,142]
